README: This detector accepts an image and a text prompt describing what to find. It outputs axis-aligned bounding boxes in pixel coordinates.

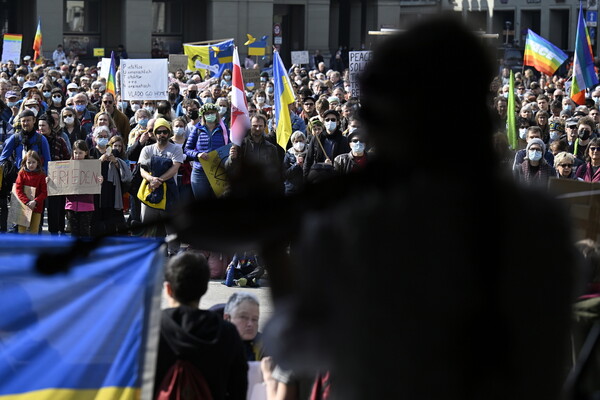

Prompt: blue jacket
[184,122,229,170]
[0,131,51,172]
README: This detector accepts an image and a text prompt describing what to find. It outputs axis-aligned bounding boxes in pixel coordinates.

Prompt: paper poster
[120,59,169,101]
[291,50,309,65]
[8,184,34,227]
[348,51,372,98]
[46,159,102,196]
[1,34,22,64]
[198,143,233,198]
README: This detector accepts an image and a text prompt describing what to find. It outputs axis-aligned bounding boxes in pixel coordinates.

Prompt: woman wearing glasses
[554,152,582,180]
[576,138,600,182]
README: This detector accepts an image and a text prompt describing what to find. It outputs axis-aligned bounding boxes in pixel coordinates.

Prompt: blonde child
[15,150,47,234]
[65,140,101,237]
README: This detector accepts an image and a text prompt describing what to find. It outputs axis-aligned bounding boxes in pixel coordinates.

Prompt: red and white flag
[230,46,250,146]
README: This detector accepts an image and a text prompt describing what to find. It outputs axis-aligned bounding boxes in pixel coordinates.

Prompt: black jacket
[154,306,248,400]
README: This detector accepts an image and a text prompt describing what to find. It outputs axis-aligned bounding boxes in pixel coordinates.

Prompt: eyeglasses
[350,139,362,143]
[590,147,600,152]
[103,100,113,104]
[155,130,170,135]
[304,103,314,107]
[559,164,573,168]
[324,118,337,122]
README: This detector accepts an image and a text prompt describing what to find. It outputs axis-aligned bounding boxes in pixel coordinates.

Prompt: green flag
[507,70,518,150]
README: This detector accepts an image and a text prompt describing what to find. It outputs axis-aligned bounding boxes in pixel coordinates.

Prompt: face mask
[528,149,542,161]
[579,129,592,140]
[173,127,185,136]
[519,128,528,140]
[97,137,109,147]
[256,97,265,104]
[137,118,148,128]
[91,74,97,78]
[144,106,155,113]
[51,76,57,82]
[188,90,197,99]
[6,101,16,107]
[550,131,560,141]
[325,121,337,132]
[349,127,358,134]
[27,107,38,117]
[204,114,217,123]
[52,96,62,105]
[201,97,212,104]
[267,87,274,94]
[43,91,51,98]
[219,106,227,115]
[131,103,141,112]
[119,101,128,110]
[293,142,305,152]
[99,86,106,92]
[187,110,199,120]
[564,104,572,111]
[64,116,74,125]
[351,141,365,154]
[75,104,86,113]
[17,77,24,84]
[502,92,509,98]
[223,75,231,81]
[69,92,77,98]
[260,77,267,82]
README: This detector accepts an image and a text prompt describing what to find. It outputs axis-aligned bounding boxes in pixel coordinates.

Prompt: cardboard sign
[8,184,34,227]
[548,177,600,242]
[348,51,372,98]
[1,33,22,64]
[46,160,102,196]
[291,51,309,65]
[168,54,188,73]
[242,69,261,89]
[120,59,169,101]
[198,144,232,198]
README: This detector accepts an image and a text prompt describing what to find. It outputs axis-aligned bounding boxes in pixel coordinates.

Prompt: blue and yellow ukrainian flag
[273,50,296,149]
[0,235,163,400]
[184,39,234,79]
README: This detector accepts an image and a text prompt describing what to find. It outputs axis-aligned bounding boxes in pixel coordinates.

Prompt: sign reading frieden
[120,59,168,101]
[46,160,102,196]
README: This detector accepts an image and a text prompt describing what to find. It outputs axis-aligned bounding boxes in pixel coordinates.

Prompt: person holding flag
[570,4,599,105]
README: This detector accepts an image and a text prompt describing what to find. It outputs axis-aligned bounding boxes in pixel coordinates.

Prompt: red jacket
[15,169,47,213]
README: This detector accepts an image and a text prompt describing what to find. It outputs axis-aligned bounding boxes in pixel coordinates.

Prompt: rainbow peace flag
[3,34,22,43]
[523,30,568,77]
[570,5,598,105]
[106,51,117,96]
[273,50,296,149]
[32,20,42,65]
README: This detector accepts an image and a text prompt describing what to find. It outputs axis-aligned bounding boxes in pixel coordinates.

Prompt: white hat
[67,82,79,90]
[23,55,31,61]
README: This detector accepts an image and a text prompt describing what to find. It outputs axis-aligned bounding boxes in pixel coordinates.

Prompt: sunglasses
[559,164,573,168]
[304,103,314,106]
[324,118,337,122]
[350,139,362,143]
[155,130,170,135]
[103,100,113,104]
[591,147,600,152]
[63,114,73,118]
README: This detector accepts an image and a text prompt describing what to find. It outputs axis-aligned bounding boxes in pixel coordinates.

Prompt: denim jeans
[190,168,215,200]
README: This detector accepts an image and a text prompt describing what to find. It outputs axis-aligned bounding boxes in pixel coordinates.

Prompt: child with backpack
[15,150,47,234]
[65,140,102,237]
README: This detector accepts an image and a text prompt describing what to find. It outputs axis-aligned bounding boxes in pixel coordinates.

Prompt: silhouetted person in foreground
[261,15,577,400]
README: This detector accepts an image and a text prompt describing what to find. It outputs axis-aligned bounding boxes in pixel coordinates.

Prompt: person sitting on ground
[223,291,265,361]
[154,251,248,400]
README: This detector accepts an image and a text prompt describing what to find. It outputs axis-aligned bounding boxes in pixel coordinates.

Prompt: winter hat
[526,138,546,155]
[153,118,172,134]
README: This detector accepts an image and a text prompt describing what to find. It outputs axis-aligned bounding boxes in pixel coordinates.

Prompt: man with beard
[0,109,51,173]
[168,82,184,110]
[100,92,130,138]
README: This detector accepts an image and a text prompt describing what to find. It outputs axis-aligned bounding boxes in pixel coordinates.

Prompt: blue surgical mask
[173,127,185,136]
[223,75,231,81]
[519,128,528,140]
[6,101,16,107]
[75,104,86,113]
[528,149,542,161]
[43,91,51,98]
[97,137,109,147]
[204,114,217,123]
[550,131,560,141]
[267,87,274,94]
[119,101,128,110]
[351,142,365,154]
[138,118,148,128]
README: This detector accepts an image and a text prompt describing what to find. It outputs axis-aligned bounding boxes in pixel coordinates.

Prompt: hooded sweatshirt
[154,305,248,400]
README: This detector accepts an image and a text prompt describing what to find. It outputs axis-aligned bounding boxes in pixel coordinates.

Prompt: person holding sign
[15,150,47,234]
[184,103,229,200]
[65,140,102,237]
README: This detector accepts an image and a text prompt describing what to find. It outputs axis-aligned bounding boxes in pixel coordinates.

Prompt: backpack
[0,132,43,195]
[155,360,213,400]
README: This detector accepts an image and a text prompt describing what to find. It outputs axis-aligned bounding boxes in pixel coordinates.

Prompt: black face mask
[112,149,122,159]
[188,91,197,99]
[187,110,199,120]
[579,129,592,140]
[555,96,563,103]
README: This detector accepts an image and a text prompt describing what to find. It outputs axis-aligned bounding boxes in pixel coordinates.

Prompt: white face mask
[173,127,185,136]
[293,142,305,152]
[27,107,38,117]
[325,121,337,132]
[144,106,155,113]
[519,128,528,140]
[131,104,141,112]
[528,149,542,161]
[218,106,227,115]
[256,97,265,104]
[351,141,365,155]
[64,116,74,125]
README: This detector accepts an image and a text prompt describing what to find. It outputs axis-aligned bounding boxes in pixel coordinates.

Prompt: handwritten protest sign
[168,54,188,73]
[242,69,261,90]
[291,51,309,65]
[1,34,22,64]
[120,59,168,101]
[198,144,232,198]
[46,160,102,196]
[349,51,372,98]
[8,184,34,228]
